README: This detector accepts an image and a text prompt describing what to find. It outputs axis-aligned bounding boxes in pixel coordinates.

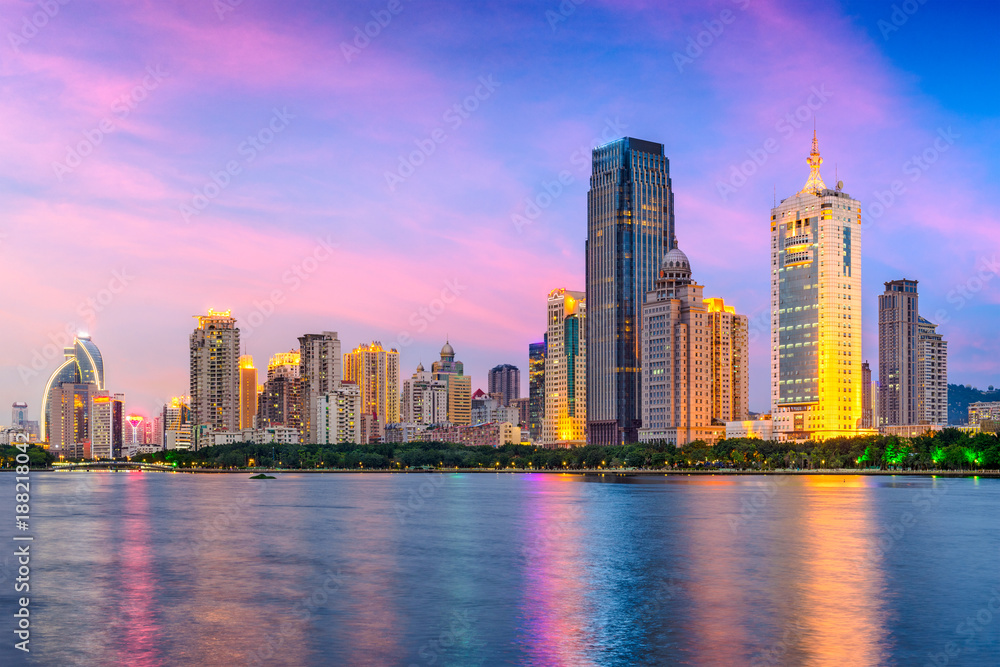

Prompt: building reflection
[518,474,597,666]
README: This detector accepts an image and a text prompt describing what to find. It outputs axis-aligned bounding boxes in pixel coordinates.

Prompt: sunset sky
[2,0,998,419]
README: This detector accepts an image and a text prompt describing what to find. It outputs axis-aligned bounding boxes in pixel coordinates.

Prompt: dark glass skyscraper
[586,137,674,445]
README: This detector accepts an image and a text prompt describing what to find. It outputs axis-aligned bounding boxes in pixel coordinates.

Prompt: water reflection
[519,475,596,666]
[795,476,889,666]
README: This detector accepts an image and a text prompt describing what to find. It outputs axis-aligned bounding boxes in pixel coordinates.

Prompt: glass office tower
[586,137,674,445]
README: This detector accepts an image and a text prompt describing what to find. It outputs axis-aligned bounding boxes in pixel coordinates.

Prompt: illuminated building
[344,342,400,425]
[917,316,948,425]
[298,332,342,443]
[968,402,1000,427]
[48,382,100,458]
[258,351,303,431]
[705,297,749,423]
[586,137,675,446]
[239,355,258,431]
[431,341,470,426]
[163,397,192,450]
[401,362,448,425]
[90,393,124,459]
[528,341,546,440]
[41,335,105,442]
[189,309,240,433]
[542,289,587,446]
[315,383,361,444]
[771,132,863,440]
[638,248,719,445]
[725,418,774,440]
[488,364,520,406]
[417,421,521,447]
[861,361,873,429]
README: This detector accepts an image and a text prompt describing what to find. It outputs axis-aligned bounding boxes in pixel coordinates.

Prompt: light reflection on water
[0,472,996,666]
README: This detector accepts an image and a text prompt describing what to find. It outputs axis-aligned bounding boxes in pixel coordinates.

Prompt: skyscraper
[917,316,948,425]
[638,248,714,445]
[488,364,520,406]
[11,402,28,428]
[189,309,240,432]
[298,332,342,442]
[344,342,400,425]
[878,280,920,427]
[586,137,675,445]
[705,297,750,423]
[41,335,105,441]
[48,382,100,458]
[315,383,362,445]
[542,289,587,446]
[771,132,862,439]
[431,341,470,426]
[527,341,546,440]
[239,355,258,430]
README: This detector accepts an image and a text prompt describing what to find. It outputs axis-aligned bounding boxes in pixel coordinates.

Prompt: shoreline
[29,467,1000,478]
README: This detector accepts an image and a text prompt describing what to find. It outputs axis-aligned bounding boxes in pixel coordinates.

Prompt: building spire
[799,124,826,195]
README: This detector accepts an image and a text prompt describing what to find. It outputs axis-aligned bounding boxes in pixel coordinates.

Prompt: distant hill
[948,383,1000,424]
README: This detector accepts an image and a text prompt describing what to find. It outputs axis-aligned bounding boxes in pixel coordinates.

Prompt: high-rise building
[298,332,342,443]
[705,297,749,423]
[258,351,303,430]
[431,341,471,426]
[771,132,863,439]
[344,342,400,425]
[637,249,715,445]
[586,137,675,446]
[41,335,105,441]
[861,361,873,429]
[189,309,240,432]
[315,383,362,445]
[528,341,546,440]
[90,393,124,459]
[12,402,28,428]
[402,362,448,425]
[542,289,587,446]
[488,364,520,406]
[239,355,258,431]
[48,382,100,458]
[917,316,948,425]
[878,280,920,427]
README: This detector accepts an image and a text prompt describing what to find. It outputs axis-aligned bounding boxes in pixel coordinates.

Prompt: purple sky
[2,0,998,421]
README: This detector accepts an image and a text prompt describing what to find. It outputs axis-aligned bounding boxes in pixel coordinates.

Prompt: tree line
[130,428,1000,471]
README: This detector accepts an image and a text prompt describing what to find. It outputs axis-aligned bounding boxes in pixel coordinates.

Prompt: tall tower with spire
[770,133,864,440]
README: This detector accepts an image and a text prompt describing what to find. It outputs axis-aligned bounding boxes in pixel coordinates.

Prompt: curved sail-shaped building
[41,336,105,441]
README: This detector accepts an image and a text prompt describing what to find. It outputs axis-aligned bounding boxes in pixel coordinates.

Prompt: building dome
[661,247,691,271]
[440,341,455,359]
[416,362,425,372]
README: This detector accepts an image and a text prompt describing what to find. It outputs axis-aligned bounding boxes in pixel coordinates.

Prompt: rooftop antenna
[773,184,776,207]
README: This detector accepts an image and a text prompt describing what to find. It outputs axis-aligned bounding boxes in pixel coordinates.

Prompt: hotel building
[771,133,863,439]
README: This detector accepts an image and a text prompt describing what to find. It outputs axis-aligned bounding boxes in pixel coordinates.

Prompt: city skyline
[2,1,998,420]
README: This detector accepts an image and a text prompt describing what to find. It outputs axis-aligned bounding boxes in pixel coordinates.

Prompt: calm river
[0,472,997,665]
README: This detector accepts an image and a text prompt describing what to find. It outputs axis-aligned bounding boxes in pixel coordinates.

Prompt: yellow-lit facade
[343,342,400,424]
[239,355,257,430]
[542,288,587,446]
[771,133,864,440]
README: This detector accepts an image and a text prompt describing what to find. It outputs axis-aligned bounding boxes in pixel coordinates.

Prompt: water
[1,472,998,666]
